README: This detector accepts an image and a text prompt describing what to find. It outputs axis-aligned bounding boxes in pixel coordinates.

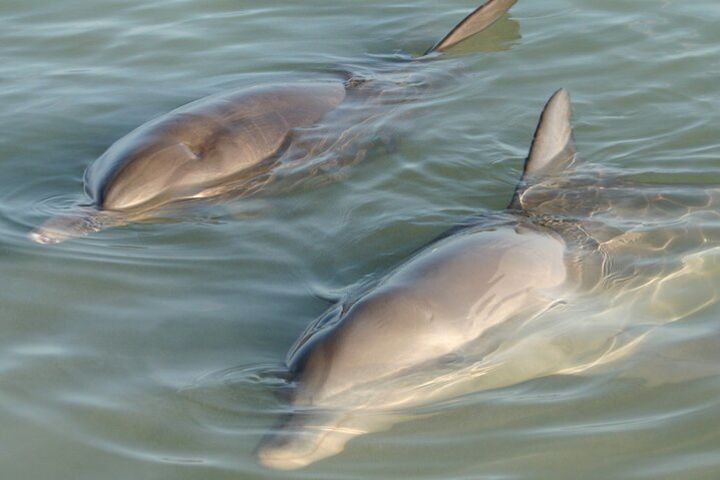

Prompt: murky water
[1,0,720,478]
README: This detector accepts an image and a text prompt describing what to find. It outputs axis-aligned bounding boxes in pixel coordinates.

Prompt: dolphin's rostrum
[30,0,518,244]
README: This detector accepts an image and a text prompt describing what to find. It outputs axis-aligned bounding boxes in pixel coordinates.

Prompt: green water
[1,1,720,478]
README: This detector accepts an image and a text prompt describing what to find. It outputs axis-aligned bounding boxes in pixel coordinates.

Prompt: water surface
[1,1,720,478]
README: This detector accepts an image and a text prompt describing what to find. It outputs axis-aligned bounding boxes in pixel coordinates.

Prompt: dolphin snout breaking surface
[256,410,356,470]
[29,208,119,244]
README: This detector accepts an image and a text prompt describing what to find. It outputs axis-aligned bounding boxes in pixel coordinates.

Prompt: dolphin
[254,88,587,470]
[255,87,720,469]
[30,0,519,244]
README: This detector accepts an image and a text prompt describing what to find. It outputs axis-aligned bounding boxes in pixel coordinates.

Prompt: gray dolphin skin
[255,89,581,470]
[29,0,518,244]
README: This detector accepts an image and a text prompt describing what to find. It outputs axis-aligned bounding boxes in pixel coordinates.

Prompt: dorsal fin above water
[509,88,576,210]
[525,89,575,175]
[427,0,518,54]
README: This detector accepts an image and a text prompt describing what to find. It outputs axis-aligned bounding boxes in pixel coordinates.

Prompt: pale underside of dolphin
[29,0,519,244]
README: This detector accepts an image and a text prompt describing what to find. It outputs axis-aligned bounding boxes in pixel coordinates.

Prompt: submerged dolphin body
[30,0,519,244]
[256,87,720,469]
[255,89,587,470]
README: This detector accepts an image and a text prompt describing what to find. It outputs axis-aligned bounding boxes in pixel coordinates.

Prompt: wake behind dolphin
[254,88,720,470]
[30,0,519,244]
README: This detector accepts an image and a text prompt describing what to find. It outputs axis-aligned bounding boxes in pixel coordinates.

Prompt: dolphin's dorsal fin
[509,89,576,210]
[427,0,518,54]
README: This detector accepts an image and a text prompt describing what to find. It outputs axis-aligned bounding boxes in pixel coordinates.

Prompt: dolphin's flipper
[510,89,576,210]
[427,0,518,54]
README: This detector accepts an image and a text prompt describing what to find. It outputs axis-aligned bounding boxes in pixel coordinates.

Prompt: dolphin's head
[255,410,347,470]
[29,208,118,244]
[256,408,390,471]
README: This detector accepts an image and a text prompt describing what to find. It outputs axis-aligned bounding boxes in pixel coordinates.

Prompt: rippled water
[2,0,720,478]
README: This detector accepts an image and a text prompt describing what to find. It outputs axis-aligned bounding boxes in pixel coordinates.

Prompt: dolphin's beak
[255,410,358,470]
[28,227,68,245]
[29,208,116,245]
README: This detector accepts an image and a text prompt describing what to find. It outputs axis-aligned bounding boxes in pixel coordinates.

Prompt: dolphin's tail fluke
[427,0,518,54]
[29,208,124,245]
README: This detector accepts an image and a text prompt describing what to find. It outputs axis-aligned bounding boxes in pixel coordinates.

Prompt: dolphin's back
[85,83,346,211]
[291,225,567,407]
